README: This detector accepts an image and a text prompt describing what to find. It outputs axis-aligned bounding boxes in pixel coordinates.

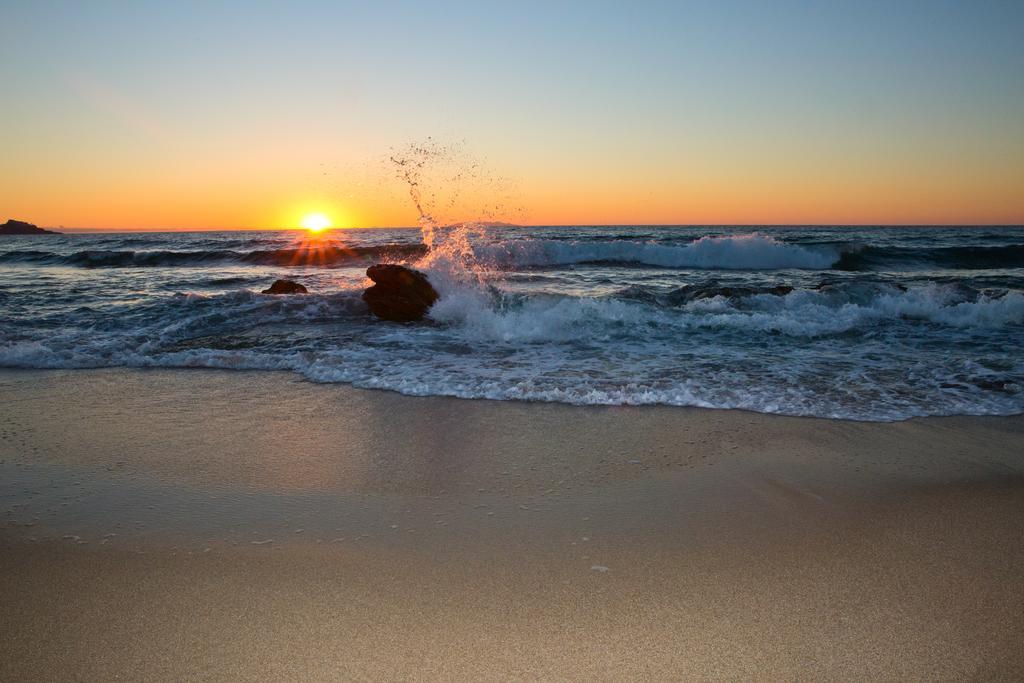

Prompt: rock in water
[0,219,60,235]
[362,264,439,322]
[262,279,308,294]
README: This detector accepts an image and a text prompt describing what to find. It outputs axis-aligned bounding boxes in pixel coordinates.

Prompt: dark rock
[362,264,439,322]
[262,279,308,294]
[1,219,60,235]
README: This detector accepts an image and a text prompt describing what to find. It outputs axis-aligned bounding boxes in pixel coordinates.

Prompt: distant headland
[1,220,60,235]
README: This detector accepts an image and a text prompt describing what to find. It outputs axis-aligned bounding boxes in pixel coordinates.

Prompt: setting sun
[300,212,332,232]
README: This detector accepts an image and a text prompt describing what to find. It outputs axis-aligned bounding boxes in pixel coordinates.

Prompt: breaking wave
[1,280,1021,421]
[0,234,835,270]
[470,234,839,269]
[0,244,427,268]
[4,235,1024,272]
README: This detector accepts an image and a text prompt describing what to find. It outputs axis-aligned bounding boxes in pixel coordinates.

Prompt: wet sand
[2,369,1023,679]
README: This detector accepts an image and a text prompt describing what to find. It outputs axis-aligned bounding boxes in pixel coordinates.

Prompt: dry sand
[2,368,1023,680]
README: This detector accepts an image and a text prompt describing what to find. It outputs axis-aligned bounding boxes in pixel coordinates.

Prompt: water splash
[389,139,520,291]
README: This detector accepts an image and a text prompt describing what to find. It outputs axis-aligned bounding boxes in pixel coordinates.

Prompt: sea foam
[469,233,839,270]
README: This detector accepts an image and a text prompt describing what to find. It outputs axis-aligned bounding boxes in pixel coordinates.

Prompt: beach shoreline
[2,368,1024,679]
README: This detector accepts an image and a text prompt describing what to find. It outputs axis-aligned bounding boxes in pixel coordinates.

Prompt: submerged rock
[1,219,60,235]
[665,283,793,305]
[362,264,439,322]
[262,279,308,294]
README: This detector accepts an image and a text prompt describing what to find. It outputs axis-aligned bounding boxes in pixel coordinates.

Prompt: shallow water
[1,225,1022,420]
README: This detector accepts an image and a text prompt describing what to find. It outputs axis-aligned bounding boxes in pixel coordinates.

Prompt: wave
[1,281,1021,421]
[0,244,427,268]
[835,244,1024,271]
[425,282,1024,344]
[4,235,1023,272]
[470,234,840,270]
[0,235,830,271]
[485,237,1024,272]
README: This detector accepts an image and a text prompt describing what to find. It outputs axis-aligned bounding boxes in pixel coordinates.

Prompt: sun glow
[300,212,332,232]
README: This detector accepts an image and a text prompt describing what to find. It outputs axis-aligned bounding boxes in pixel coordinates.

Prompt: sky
[1,0,1022,229]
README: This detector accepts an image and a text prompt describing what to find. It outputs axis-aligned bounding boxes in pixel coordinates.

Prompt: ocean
[1,225,1022,421]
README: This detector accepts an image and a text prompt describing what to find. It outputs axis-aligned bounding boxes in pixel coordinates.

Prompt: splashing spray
[389,139,522,286]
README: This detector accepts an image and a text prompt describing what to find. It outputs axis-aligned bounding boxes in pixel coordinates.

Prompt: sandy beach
[1,368,1022,679]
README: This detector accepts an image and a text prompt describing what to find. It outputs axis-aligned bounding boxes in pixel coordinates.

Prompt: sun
[300,212,332,232]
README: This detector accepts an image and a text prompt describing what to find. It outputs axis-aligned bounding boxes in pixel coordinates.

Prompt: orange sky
[5,135,1022,230]
[5,146,1021,230]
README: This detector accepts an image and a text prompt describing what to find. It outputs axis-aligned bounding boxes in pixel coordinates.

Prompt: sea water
[1,225,1022,420]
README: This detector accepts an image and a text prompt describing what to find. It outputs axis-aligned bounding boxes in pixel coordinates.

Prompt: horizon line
[32,222,1024,233]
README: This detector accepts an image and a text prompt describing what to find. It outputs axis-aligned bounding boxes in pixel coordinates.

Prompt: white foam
[423,282,1024,345]
[470,233,839,270]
